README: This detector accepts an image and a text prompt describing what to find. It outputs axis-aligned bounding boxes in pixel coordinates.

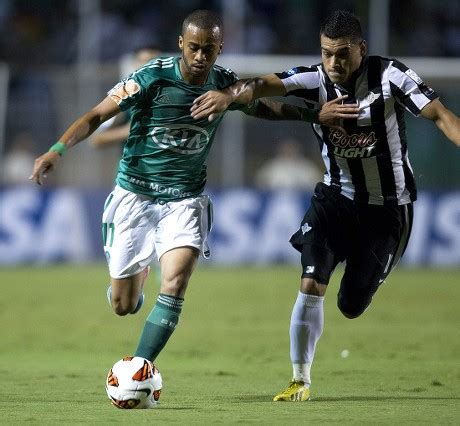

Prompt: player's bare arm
[190,73,285,121]
[29,97,121,185]
[420,99,460,147]
[248,95,359,132]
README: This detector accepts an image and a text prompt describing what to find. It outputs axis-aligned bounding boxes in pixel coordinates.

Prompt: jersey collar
[324,56,368,94]
[174,57,214,87]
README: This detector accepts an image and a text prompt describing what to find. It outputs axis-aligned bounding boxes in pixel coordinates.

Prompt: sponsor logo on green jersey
[150,124,210,154]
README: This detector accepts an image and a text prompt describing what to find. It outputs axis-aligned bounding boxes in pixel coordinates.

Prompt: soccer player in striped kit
[29,10,356,377]
[191,10,460,401]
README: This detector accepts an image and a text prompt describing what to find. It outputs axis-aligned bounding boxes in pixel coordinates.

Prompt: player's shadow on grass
[230,395,460,403]
[314,396,460,402]
[231,395,276,402]
[158,407,198,410]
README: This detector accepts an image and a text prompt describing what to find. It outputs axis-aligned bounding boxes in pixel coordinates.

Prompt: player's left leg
[134,247,198,362]
[133,195,212,362]
[337,203,413,318]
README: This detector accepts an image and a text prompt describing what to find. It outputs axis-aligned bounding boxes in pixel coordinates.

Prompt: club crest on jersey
[364,91,381,105]
[151,124,210,154]
[329,129,377,158]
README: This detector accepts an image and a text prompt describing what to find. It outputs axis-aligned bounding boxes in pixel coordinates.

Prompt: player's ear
[360,40,367,57]
[178,35,184,50]
[218,42,223,55]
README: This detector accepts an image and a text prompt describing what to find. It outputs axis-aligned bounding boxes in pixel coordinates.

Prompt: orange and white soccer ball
[106,356,162,409]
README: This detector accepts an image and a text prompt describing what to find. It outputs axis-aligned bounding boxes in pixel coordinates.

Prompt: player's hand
[28,151,61,185]
[318,95,360,133]
[191,90,233,122]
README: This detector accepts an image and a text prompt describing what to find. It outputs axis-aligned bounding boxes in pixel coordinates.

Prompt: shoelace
[283,380,304,393]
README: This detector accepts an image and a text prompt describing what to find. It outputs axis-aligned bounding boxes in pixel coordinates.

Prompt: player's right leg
[273,276,329,402]
[274,183,342,402]
[102,186,159,316]
[108,266,149,315]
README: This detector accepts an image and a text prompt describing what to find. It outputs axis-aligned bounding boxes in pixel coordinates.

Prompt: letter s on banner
[0,187,40,263]
[431,193,460,265]
[210,189,260,264]
[38,189,92,262]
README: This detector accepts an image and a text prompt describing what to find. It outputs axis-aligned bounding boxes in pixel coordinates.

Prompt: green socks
[134,294,183,361]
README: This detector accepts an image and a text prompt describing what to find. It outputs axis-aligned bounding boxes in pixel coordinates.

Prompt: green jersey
[108,56,247,201]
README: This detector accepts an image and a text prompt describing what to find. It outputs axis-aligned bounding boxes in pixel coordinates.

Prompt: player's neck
[342,57,366,91]
[179,59,208,86]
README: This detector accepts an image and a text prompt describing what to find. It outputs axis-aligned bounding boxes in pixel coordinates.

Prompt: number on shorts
[102,222,115,247]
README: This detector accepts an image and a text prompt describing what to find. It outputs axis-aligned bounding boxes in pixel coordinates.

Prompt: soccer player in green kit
[30,10,359,366]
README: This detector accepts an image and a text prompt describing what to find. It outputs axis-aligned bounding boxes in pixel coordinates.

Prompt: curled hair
[320,10,362,42]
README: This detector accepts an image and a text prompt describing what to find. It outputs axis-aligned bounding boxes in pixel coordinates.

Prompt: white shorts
[102,186,213,279]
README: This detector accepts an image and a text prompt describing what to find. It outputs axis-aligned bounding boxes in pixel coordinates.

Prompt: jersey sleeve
[274,66,321,102]
[388,59,438,116]
[107,66,156,111]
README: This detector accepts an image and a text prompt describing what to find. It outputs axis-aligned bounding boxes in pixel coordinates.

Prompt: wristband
[301,108,319,124]
[48,142,67,156]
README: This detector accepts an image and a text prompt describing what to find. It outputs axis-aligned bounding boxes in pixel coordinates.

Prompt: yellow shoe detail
[273,380,310,402]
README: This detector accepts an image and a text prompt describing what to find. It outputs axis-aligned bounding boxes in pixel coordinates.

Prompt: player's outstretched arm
[421,99,460,147]
[247,95,359,131]
[191,74,285,121]
[29,97,121,185]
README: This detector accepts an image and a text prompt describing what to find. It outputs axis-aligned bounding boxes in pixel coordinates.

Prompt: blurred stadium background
[0,0,459,267]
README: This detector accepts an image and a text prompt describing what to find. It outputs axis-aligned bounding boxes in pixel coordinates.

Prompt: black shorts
[290,183,413,292]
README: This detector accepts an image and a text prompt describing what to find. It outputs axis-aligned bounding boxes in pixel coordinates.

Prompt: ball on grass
[340,349,350,358]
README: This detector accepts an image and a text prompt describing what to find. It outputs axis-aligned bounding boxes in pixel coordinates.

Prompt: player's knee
[337,292,369,319]
[112,297,136,316]
[113,304,130,316]
[300,277,327,296]
[340,309,362,319]
[161,275,188,296]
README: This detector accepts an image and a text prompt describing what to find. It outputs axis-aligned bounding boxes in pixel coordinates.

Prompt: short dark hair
[182,9,223,38]
[320,10,363,42]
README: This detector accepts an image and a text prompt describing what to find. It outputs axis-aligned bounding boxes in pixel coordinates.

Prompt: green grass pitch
[1,264,459,424]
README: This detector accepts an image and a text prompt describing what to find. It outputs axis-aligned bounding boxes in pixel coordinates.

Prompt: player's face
[179,24,223,84]
[321,35,366,85]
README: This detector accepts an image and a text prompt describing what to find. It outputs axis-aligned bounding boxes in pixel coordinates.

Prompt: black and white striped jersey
[276,56,438,205]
